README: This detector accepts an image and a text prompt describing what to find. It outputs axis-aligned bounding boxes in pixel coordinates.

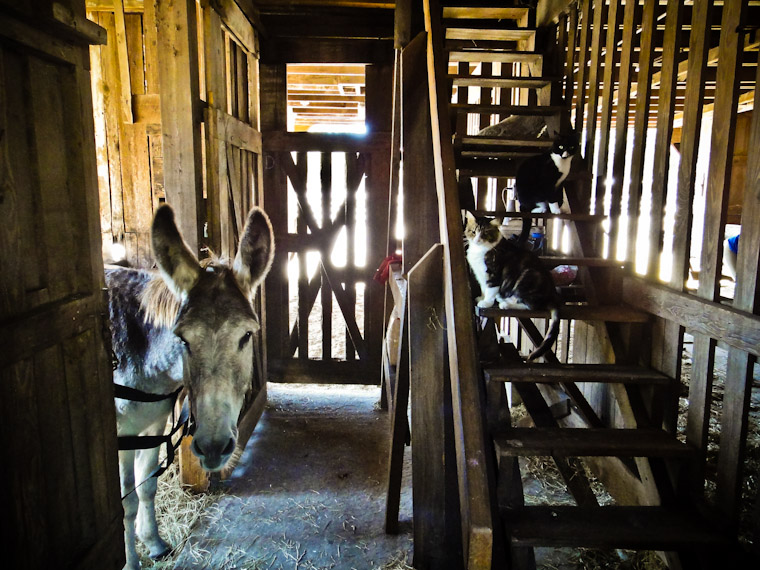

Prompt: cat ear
[489,218,501,228]
[462,210,474,225]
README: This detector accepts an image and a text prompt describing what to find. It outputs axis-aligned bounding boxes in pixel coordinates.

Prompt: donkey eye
[239,331,253,350]
[177,335,191,354]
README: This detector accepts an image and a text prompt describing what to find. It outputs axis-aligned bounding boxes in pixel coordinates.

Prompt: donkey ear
[234,206,275,295]
[151,205,201,297]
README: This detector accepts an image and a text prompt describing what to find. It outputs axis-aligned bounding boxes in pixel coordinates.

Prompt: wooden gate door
[263,133,390,384]
[0,2,123,568]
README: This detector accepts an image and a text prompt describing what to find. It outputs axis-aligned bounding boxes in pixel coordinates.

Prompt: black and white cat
[463,211,561,361]
[515,132,580,245]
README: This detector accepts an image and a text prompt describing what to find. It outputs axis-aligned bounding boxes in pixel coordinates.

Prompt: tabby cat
[515,132,580,245]
[463,211,561,361]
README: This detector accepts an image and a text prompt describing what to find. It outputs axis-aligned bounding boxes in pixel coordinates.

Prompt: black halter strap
[113,383,183,403]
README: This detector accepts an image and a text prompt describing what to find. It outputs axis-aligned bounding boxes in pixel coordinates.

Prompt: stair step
[448,50,542,64]
[446,27,536,42]
[451,76,554,89]
[457,135,554,149]
[451,103,562,115]
[504,506,730,549]
[493,427,691,458]
[442,7,530,22]
[475,211,606,222]
[477,303,648,323]
[484,363,672,385]
[458,153,531,167]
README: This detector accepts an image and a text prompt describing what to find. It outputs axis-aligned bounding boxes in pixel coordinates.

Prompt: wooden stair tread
[451,103,562,115]
[457,136,554,148]
[451,76,555,89]
[484,363,672,384]
[477,304,648,323]
[493,427,691,458]
[475,210,606,222]
[449,50,542,64]
[458,152,531,165]
[503,506,731,549]
[446,27,536,42]
[442,7,530,21]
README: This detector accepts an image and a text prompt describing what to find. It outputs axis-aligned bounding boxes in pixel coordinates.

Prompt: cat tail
[516,216,532,247]
[527,307,561,361]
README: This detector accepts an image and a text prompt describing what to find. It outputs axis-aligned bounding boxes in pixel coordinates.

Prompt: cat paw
[549,203,562,214]
[531,204,549,213]
[477,299,494,308]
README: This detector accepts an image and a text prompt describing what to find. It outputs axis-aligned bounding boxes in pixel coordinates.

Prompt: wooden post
[408,244,463,569]
[156,0,204,255]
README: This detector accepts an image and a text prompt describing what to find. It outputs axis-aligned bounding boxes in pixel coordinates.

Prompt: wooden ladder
[439,3,739,568]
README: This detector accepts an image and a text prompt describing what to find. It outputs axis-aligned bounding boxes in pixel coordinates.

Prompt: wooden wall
[553,0,760,534]
[0,1,123,567]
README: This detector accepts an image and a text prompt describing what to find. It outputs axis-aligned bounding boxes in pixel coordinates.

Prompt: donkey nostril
[191,439,205,458]
[222,437,235,457]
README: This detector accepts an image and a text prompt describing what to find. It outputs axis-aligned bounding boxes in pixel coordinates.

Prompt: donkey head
[151,205,274,471]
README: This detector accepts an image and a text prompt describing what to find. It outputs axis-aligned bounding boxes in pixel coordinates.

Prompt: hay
[137,463,226,569]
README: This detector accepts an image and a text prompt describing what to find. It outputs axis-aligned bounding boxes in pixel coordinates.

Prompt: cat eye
[177,335,191,354]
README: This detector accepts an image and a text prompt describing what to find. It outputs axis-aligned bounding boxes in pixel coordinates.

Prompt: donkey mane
[139,255,236,329]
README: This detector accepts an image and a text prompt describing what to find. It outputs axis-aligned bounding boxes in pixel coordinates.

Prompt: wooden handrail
[422,0,495,567]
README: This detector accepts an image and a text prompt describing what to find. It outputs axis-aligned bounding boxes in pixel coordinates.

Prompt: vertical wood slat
[646,0,684,279]
[143,0,159,93]
[423,0,495,565]
[608,0,639,258]
[124,13,145,96]
[563,7,578,113]
[156,0,203,253]
[573,0,592,134]
[112,0,134,123]
[687,0,747,496]
[582,0,606,179]
[592,0,621,218]
[321,152,332,360]
[715,47,760,522]
[660,0,713,433]
[345,153,360,361]
[624,0,658,265]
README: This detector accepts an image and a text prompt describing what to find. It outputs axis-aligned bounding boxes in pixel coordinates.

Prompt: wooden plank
[264,131,391,153]
[715,49,760,522]
[573,0,591,134]
[582,0,605,171]
[645,0,683,278]
[408,245,461,565]
[592,0,621,219]
[267,358,374,384]
[112,0,134,123]
[505,506,731,550]
[156,0,203,254]
[625,0,657,264]
[445,28,535,42]
[484,363,671,385]
[321,152,332,360]
[478,304,649,323]
[622,276,760,358]
[493,427,691,458]
[143,0,159,92]
[563,8,578,114]
[450,76,553,90]
[442,7,529,21]
[688,0,748,497]
[214,0,258,56]
[401,32,439,272]
[607,0,638,259]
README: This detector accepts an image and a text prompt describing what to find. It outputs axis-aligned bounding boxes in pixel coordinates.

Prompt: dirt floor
[167,383,414,570]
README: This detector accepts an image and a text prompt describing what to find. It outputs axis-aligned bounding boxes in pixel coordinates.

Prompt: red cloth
[373,253,402,284]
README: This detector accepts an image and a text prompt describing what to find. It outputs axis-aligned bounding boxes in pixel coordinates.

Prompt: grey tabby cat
[463,211,561,361]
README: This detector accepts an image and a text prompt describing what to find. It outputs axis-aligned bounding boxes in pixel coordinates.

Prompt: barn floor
[170,383,415,570]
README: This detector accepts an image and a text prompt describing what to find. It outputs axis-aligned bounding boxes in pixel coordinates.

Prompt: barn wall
[0,1,123,567]
[554,0,760,527]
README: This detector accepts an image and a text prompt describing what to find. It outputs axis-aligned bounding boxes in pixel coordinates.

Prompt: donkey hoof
[149,544,172,560]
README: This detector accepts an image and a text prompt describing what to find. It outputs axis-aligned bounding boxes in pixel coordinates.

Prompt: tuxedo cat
[463,211,561,361]
[515,132,580,245]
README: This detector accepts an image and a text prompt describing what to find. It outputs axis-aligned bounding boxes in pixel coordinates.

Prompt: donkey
[106,204,274,570]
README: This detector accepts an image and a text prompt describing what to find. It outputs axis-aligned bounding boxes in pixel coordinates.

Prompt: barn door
[0,2,123,569]
[263,134,390,384]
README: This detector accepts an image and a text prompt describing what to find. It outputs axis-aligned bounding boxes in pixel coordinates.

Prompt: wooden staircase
[437,2,737,568]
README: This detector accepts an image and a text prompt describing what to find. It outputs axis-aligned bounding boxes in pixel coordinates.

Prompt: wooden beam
[621,276,760,359]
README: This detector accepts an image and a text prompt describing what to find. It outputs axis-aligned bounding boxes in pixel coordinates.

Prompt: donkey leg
[135,446,171,559]
[119,449,142,570]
